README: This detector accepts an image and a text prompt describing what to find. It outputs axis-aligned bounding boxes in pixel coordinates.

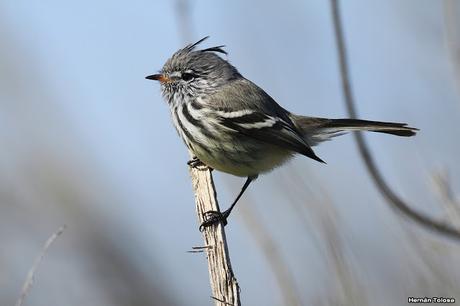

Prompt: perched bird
[146,37,417,230]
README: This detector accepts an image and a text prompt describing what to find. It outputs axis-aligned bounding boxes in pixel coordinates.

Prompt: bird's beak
[145,73,170,83]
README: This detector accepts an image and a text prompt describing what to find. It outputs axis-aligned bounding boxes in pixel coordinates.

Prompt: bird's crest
[182,36,227,55]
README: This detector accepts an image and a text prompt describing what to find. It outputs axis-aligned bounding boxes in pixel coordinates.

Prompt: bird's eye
[181,72,194,81]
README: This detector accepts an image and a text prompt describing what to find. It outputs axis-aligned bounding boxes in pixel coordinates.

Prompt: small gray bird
[146,37,417,230]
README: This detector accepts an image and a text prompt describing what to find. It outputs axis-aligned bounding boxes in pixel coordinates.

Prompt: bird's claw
[187,157,212,171]
[199,210,229,232]
[187,157,203,168]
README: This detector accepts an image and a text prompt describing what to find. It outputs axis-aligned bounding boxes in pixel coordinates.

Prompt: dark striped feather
[182,103,217,140]
[219,114,325,163]
[173,106,213,155]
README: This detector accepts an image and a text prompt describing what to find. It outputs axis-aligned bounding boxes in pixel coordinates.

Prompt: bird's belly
[193,139,293,177]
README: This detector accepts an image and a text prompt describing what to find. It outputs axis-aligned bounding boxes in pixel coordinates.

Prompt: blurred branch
[16,225,66,306]
[175,0,194,43]
[189,164,241,306]
[432,169,460,225]
[238,197,302,306]
[330,0,460,241]
[443,0,460,98]
[282,168,369,306]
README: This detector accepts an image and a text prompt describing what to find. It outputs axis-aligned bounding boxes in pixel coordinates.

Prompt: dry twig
[189,164,241,306]
[15,225,66,306]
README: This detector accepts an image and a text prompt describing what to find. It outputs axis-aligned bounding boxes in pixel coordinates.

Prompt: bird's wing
[201,78,325,163]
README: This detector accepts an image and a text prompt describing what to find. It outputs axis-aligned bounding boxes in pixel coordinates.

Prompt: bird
[146,36,418,230]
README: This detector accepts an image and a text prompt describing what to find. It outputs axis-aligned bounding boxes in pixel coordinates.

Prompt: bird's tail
[291,115,418,146]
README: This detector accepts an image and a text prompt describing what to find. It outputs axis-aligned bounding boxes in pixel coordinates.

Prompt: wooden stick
[189,164,241,306]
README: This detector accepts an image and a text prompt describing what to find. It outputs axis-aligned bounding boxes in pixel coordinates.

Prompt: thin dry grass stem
[15,225,66,306]
[443,0,460,98]
[189,164,241,306]
[431,169,460,226]
[400,221,459,296]
[283,168,368,306]
[330,0,460,241]
[236,193,303,306]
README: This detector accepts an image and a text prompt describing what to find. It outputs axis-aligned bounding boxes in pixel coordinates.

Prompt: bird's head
[146,36,241,105]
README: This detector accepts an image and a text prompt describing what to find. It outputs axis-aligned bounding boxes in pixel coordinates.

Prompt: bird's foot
[199,210,230,232]
[187,157,212,171]
[187,156,202,168]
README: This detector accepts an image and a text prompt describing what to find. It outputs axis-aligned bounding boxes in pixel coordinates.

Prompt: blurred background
[1,0,460,305]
